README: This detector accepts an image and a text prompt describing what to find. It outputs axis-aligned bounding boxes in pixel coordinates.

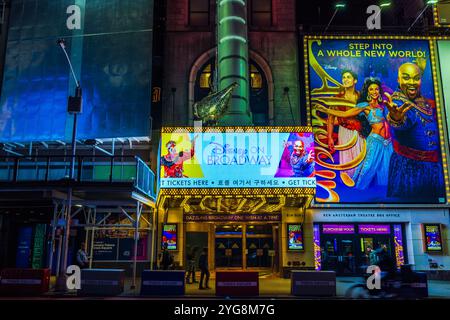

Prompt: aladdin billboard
[306,37,447,204]
[158,128,316,189]
[0,0,153,142]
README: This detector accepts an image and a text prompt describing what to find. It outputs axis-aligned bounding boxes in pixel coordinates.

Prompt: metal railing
[0,155,156,199]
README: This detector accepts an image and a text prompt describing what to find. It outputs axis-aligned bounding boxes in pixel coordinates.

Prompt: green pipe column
[217,0,253,125]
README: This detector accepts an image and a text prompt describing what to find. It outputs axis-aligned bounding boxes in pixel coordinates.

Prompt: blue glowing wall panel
[0,0,154,142]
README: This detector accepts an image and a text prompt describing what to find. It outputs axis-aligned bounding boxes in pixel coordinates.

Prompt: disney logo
[209,142,248,156]
[324,64,337,70]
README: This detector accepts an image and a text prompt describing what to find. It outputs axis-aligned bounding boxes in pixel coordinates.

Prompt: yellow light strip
[161,126,313,133]
[251,197,267,213]
[271,196,286,212]
[304,38,312,126]
[158,187,316,196]
[430,39,450,203]
[236,198,247,212]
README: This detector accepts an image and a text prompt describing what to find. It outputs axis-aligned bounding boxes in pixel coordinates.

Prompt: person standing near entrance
[160,242,173,270]
[186,248,198,284]
[198,248,210,290]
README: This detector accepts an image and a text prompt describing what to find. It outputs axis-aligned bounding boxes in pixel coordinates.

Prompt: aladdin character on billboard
[326,70,364,177]
[318,78,393,190]
[161,136,198,178]
[385,61,445,200]
[287,140,315,177]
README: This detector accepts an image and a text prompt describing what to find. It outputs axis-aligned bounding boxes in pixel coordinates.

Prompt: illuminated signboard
[322,224,355,234]
[423,224,443,252]
[184,214,281,222]
[287,224,304,251]
[358,224,391,235]
[0,0,154,142]
[162,224,177,251]
[313,224,321,271]
[307,38,446,204]
[159,129,316,189]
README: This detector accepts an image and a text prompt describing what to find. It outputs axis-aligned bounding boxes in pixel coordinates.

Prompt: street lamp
[407,0,438,32]
[324,2,346,34]
[55,38,82,292]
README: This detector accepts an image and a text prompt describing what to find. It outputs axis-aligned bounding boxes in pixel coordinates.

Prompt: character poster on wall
[307,38,446,204]
[287,224,304,251]
[162,224,177,250]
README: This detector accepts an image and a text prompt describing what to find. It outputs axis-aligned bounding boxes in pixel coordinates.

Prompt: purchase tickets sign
[159,129,316,189]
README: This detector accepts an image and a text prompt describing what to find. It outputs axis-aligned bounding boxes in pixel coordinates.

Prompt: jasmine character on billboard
[318,78,393,190]
[161,136,198,178]
[286,140,315,177]
[384,61,445,200]
[326,70,364,177]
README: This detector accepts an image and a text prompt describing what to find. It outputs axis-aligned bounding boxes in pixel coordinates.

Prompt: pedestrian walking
[76,242,89,269]
[160,242,173,270]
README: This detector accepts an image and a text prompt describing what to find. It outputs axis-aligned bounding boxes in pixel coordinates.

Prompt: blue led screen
[0,0,154,142]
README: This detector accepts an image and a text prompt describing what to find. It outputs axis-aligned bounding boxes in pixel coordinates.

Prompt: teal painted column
[217,0,253,126]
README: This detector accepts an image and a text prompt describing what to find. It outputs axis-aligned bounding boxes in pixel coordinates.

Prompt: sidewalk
[115,273,450,299]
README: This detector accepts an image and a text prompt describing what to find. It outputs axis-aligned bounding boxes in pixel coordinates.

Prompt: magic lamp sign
[159,128,317,189]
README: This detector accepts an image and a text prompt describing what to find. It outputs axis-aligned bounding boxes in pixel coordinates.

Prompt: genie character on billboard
[284,140,315,178]
[308,39,446,204]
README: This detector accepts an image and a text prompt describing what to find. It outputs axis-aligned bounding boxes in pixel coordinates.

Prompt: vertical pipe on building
[217,0,253,125]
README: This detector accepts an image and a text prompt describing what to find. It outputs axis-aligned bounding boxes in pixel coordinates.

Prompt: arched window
[194,58,269,125]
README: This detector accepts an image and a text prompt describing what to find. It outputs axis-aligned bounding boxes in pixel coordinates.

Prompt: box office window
[189,0,210,27]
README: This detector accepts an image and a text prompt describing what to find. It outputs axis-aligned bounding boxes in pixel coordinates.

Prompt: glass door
[321,236,356,275]
[338,239,356,275]
[246,225,274,268]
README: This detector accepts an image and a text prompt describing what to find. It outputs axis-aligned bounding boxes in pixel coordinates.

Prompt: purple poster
[313,224,321,271]
[394,224,405,268]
